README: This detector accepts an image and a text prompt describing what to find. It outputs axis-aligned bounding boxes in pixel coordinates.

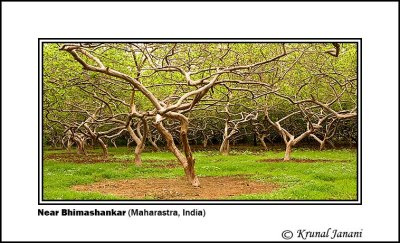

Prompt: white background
[2,2,398,241]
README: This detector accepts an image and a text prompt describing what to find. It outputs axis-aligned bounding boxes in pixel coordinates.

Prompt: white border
[3,2,398,241]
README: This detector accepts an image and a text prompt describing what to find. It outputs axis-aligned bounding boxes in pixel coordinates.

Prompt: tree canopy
[43,42,358,186]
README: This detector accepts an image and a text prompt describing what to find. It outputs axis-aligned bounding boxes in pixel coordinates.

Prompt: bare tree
[309,118,338,150]
[219,97,258,155]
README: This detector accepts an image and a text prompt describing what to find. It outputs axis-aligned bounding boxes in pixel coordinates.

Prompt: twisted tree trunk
[66,139,73,152]
[257,133,268,150]
[284,140,293,161]
[202,135,208,148]
[127,120,147,166]
[219,138,230,155]
[148,133,160,151]
[97,138,108,158]
[74,137,87,156]
[155,115,200,187]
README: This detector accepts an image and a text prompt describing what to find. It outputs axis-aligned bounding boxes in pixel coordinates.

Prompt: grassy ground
[43,147,357,200]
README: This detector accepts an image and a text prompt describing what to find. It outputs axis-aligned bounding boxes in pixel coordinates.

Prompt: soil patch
[258,158,350,163]
[72,176,278,200]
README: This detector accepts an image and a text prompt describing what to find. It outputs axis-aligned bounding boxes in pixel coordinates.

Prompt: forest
[43,42,358,200]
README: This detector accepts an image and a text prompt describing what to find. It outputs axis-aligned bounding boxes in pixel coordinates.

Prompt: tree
[58,43,291,186]
[43,42,357,185]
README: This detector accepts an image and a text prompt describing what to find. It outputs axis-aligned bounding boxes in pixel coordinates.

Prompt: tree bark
[179,118,199,187]
[220,120,231,155]
[134,151,142,164]
[219,138,230,155]
[154,118,200,187]
[309,134,329,150]
[67,139,72,152]
[111,138,118,148]
[83,119,109,158]
[202,136,208,148]
[127,123,145,166]
[319,139,326,150]
[97,138,108,158]
[258,134,268,150]
[75,138,87,156]
[134,133,146,166]
[148,134,160,151]
[284,141,293,161]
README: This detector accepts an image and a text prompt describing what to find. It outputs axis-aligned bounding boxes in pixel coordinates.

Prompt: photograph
[41,41,359,202]
[2,2,398,241]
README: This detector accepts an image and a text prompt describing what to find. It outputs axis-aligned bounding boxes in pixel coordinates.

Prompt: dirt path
[73,176,278,200]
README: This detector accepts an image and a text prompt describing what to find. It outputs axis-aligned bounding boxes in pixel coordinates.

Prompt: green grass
[43,147,357,200]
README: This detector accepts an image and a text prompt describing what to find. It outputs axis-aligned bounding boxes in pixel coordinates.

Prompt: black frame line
[39,38,362,205]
